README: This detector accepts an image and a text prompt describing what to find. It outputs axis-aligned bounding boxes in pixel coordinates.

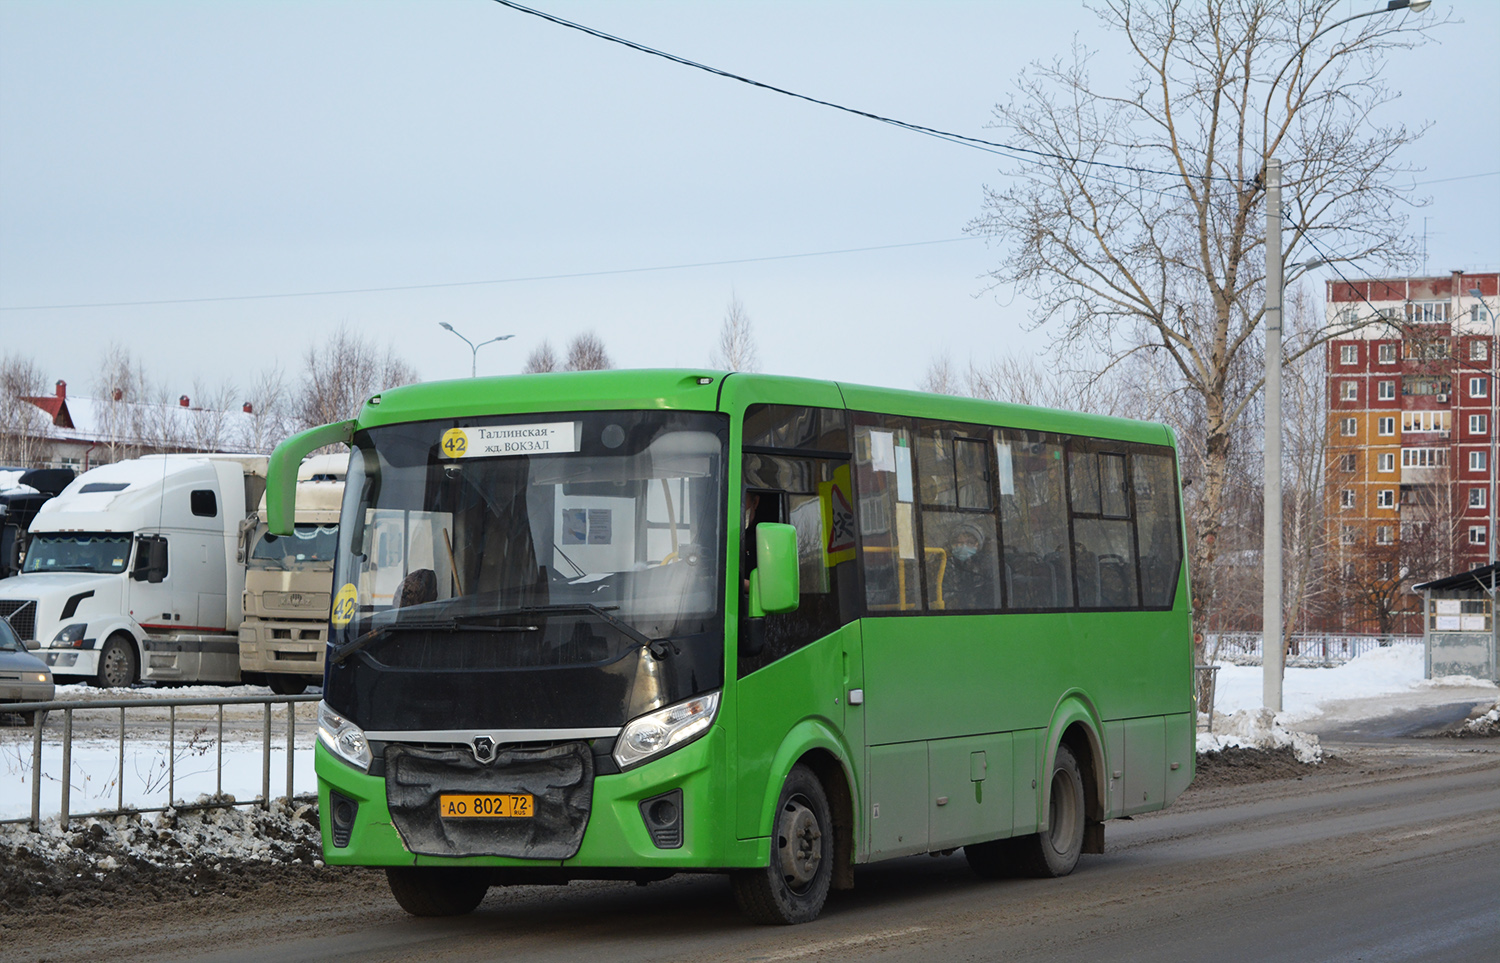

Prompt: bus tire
[1013,744,1085,878]
[384,867,489,916]
[93,634,138,688]
[731,763,834,925]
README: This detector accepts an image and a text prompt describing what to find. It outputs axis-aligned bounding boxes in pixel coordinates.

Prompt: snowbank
[1210,644,1494,725]
[1197,708,1322,764]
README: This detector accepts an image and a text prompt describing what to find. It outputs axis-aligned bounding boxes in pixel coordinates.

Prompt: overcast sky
[1,1,1496,400]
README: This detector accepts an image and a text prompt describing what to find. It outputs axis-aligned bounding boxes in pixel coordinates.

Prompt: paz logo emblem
[471,736,497,764]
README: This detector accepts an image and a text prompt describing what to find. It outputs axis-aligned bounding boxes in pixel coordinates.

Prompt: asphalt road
[14,737,1496,963]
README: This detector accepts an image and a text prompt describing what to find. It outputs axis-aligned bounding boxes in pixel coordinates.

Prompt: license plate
[439,793,534,819]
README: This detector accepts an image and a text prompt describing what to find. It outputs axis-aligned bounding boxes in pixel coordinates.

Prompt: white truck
[0,454,268,687]
[237,454,343,695]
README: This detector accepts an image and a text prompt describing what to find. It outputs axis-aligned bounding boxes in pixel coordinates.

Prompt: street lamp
[1468,288,1499,567]
[438,323,514,377]
[1262,0,1431,713]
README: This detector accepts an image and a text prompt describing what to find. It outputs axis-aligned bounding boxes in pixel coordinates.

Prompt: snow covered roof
[19,389,261,454]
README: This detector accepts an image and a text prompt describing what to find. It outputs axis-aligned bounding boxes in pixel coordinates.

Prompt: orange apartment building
[1323,271,1500,635]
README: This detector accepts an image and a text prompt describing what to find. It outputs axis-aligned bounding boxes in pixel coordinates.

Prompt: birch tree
[711,293,760,372]
[968,0,1444,651]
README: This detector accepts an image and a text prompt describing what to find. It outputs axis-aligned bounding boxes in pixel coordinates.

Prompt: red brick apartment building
[1323,271,1499,634]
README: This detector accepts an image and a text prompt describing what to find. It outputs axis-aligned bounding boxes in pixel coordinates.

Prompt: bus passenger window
[1133,451,1183,607]
[854,418,922,612]
[998,431,1073,609]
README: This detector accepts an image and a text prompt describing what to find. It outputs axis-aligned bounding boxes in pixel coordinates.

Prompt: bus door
[733,460,863,841]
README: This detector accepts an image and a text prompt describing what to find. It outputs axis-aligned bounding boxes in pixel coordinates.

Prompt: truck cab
[1,455,267,687]
[238,453,344,694]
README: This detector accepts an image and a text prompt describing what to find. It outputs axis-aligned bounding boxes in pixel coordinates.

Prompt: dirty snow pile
[0,794,324,911]
[1453,702,1500,737]
[1198,708,1322,764]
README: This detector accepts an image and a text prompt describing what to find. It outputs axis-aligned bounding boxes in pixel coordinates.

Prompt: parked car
[0,615,53,725]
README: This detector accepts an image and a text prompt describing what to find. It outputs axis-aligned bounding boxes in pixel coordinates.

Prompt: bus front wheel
[385,867,489,916]
[731,763,834,924]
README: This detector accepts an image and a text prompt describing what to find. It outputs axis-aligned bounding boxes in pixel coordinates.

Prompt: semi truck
[0,468,76,579]
[238,453,344,695]
[2,454,268,687]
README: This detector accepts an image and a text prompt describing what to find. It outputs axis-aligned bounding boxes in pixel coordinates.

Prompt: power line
[0,235,981,312]
[1411,170,1500,186]
[489,0,1236,192]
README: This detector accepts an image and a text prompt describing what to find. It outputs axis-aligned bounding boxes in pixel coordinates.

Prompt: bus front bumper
[315,726,759,871]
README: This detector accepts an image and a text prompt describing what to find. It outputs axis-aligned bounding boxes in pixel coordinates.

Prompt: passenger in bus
[943,522,998,610]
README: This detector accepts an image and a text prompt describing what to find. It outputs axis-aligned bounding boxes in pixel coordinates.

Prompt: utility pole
[1264,158,1284,713]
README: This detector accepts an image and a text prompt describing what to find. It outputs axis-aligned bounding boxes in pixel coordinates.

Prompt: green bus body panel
[302,368,1193,874]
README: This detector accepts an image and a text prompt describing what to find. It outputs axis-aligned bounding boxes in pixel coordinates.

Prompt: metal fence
[1,693,319,831]
[1205,633,1423,667]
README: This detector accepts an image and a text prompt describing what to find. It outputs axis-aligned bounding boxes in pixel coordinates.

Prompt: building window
[1341,526,1358,546]
[1378,452,1395,472]
[1472,377,1489,399]
[1378,343,1397,364]
[1403,411,1450,434]
[1402,448,1446,468]
[1339,344,1358,365]
[1409,301,1448,324]
[1341,381,1359,401]
[1340,453,1358,473]
[1340,417,1357,436]
[1472,450,1489,473]
[1341,489,1356,509]
[1376,525,1393,545]
[1472,414,1488,435]
[1471,487,1487,509]
[1377,381,1395,401]
[1377,489,1395,508]
[1471,526,1488,546]
[1376,561,1394,579]
[1403,377,1451,397]
[1472,339,1490,362]
[1377,416,1395,436]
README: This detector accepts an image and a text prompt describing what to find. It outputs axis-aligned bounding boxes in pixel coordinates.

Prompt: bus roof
[354,369,1175,449]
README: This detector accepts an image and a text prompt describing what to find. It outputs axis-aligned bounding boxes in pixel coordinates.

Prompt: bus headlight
[614,691,719,771]
[317,701,372,772]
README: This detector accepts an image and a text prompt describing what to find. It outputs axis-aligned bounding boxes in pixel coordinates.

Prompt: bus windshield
[331,410,727,675]
[248,523,339,570]
[22,533,133,574]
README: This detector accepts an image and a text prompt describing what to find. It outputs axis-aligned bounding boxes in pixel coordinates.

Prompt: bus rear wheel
[1012,744,1085,878]
[385,867,489,916]
[731,763,834,924]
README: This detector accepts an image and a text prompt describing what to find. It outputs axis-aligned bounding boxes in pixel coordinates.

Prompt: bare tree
[711,293,759,372]
[564,332,612,372]
[241,366,292,454]
[919,354,961,396]
[296,324,419,429]
[522,341,559,374]
[920,349,1138,416]
[0,353,51,467]
[187,378,238,454]
[969,0,1444,651]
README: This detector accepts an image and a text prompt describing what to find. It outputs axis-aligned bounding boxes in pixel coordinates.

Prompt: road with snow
[9,734,1497,963]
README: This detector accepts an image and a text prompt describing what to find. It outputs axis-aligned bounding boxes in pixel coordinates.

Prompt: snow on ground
[1198,644,1497,761]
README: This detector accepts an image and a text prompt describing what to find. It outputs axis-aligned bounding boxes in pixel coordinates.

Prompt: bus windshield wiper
[509,603,677,659]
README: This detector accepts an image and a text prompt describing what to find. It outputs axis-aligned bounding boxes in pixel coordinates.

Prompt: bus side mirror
[749,523,800,616]
[132,535,168,584]
[268,420,354,536]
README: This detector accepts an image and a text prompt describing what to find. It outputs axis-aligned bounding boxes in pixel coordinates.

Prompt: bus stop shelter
[1412,563,1500,682]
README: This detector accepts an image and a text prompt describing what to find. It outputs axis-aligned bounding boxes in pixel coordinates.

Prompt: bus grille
[0,599,37,641]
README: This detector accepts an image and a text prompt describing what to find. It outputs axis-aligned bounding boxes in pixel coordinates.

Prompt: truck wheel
[1011,744,1086,878]
[93,635,138,688]
[385,867,489,916]
[730,763,834,924]
[267,676,307,696]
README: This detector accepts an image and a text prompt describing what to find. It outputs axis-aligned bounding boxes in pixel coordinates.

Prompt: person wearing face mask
[942,521,995,610]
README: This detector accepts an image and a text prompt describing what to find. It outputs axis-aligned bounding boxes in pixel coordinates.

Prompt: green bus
[268,369,1194,925]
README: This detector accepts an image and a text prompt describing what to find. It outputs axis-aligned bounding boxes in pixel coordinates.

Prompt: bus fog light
[318,701,372,772]
[614,691,719,770]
